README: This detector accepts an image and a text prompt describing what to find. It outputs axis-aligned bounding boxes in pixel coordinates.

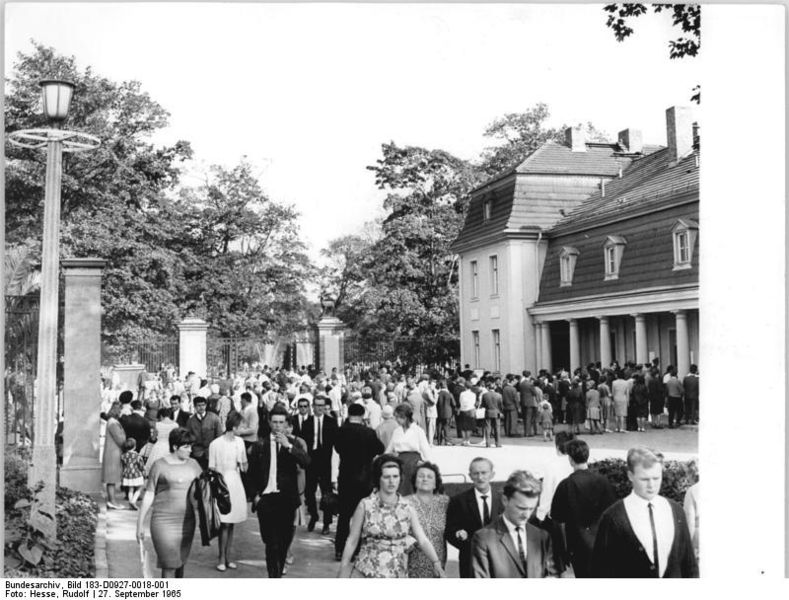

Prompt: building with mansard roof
[450,106,698,376]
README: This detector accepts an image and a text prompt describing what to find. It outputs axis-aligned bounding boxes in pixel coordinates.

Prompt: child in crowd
[586,381,602,434]
[120,438,145,509]
[539,400,554,441]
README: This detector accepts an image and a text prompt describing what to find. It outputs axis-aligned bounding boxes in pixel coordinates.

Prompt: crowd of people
[98,358,699,578]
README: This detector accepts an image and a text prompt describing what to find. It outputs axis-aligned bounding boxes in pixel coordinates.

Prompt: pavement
[100,423,697,578]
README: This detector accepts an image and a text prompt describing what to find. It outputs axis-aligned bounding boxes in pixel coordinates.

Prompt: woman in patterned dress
[338,454,444,578]
[404,462,449,578]
[208,411,248,572]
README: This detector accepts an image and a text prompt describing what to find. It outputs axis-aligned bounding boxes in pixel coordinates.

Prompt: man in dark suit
[519,371,538,437]
[333,403,384,561]
[502,376,520,437]
[591,446,698,578]
[186,396,222,471]
[471,470,557,578]
[120,400,150,452]
[480,382,503,448]
[303,395,337,534]
[292,397,311,439]
[446,457,503,578]
[550,439,617,577]
[247,405,310,578]
[169,395,191,427]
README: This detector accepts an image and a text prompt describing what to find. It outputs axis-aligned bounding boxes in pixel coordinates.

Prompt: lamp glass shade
[39,79,75,121]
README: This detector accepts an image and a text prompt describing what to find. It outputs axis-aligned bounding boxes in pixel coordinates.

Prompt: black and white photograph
[1,1,785,587]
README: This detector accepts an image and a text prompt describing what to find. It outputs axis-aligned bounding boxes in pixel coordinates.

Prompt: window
[492,329,501,372]
[603,236,627,280]
[559,246,579,287]
[489,255,499,295]
[470,260,479,298]
[472,331,480,368]
[672,219,698,270]
[483,199,493,221]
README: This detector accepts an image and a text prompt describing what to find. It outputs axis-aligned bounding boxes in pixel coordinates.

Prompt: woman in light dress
[385,403,431,496]
[208,411,248,572]
[337,454,444,578]
[145,407,178,476]
[102,401,127,509]
[404,462,449,578]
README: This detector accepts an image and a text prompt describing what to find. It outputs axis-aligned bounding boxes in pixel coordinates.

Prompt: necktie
[481,494,490,525]
[515,526,527,573]
[648,502,660,577]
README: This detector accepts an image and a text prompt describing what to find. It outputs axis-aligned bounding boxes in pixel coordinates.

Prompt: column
[540,321,552,373]
[534,323,543,372]
[179,318,208,379]
[633,313,648,365]
[599,316,612,368]
[674,309,690,377]
[60,258,105,493]
[568,318,580,374]
[317,316,347,374]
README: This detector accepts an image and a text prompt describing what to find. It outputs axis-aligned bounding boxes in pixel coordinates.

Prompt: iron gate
[5,294,39,446]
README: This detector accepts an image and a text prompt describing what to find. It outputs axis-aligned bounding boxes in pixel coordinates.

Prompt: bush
[4,449,98,578]
[589,457,698,504]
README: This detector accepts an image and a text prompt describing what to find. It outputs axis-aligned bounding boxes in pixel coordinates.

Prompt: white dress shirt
[261,435,280,495]
[364,400,382,429]
[501,515,527,560]
[385,424,431,461]
[623,492,674,577]
[313,414,324,450]
[474,487,494,526]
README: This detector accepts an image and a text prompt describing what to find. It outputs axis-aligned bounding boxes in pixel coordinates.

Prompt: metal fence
[5,295,39,446]
[343,334,460,376]
[124,339,180,373]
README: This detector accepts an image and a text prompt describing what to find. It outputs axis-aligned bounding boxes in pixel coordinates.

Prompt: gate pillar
[317,316,346,375]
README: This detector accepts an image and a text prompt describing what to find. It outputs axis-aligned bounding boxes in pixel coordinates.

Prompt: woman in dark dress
[631,374,649,432]
[566,379,586,434]
[136,428,202,578]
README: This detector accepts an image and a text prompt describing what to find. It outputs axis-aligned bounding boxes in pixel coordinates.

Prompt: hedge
[443,458,698,506]
[4,450,98,578]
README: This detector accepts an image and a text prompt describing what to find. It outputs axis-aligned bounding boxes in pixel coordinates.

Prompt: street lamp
[7,79,100,526]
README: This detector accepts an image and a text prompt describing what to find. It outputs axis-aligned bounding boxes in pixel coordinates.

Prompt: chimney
[565,126,586,152]
[617,128,643,153]
[666,106,695,163]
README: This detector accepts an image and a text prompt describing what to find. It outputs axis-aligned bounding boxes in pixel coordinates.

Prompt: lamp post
[8,80,100,528]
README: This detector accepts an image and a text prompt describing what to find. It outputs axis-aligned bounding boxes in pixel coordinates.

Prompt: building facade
[451,107,699,375]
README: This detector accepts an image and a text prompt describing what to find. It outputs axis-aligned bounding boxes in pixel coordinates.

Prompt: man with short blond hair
[591,447,697,578]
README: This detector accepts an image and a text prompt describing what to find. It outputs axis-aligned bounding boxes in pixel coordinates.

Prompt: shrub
[4,450,98,578]
[589,457,698,504]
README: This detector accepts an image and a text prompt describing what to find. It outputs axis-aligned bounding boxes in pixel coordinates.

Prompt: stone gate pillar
[178,318,208,379]
[60,258,105,493]
[317,316,346,374]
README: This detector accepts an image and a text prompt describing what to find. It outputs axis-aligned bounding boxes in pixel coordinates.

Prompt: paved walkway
[101,424,697,578]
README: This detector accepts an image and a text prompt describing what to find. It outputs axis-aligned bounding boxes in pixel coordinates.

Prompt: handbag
[475,407,486,420]
[208,469,232,515]
[319,490,340,516]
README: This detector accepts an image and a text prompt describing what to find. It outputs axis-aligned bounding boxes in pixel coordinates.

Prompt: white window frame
[672,219,698,270]
[603,236,627,281]
[472,331,480,369]
[483,199,492,222]
[470,260,479,299]
[489,255,499,296]
[492,329,501,372]
[559,246,579,287]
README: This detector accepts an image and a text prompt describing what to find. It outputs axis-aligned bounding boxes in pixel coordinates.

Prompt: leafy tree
[603,4,700,102]
[346,143,482,364]
[172,160,315,339]
[5,42,193,352]
[479,102,610,177]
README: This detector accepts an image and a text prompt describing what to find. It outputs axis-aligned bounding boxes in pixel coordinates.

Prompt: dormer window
[603,236,627,280]
[483,198,493,222]
[559,246,579,287]
[672,219,698,270]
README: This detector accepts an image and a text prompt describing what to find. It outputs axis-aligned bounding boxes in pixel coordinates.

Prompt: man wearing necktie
[470,470,557,578]
[591,446,698,578]
[446,458,503,578]
[247,405,309,578]
[304,395,337,535]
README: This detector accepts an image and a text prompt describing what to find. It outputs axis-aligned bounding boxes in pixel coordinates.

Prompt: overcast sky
[5,3,697,260]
